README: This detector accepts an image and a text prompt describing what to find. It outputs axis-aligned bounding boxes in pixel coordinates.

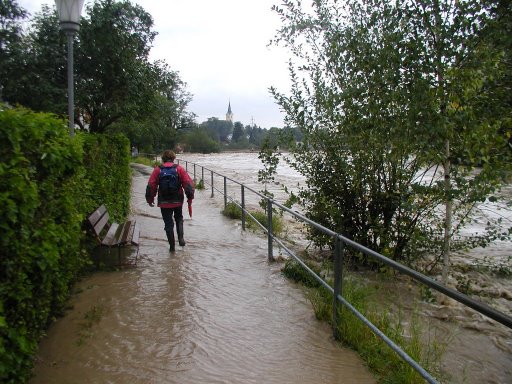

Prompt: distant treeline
[175,117,303,153]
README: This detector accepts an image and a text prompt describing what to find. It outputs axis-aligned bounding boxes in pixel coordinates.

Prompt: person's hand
[149,202,154,207]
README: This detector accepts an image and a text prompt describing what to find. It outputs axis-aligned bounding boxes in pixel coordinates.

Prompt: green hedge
[0,106,131,382]
[80,131,132,222]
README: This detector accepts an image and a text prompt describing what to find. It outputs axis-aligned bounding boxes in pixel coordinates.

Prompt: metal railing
[174,158,512,384]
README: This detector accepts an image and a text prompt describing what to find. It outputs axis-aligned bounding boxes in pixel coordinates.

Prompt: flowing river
[29,157,375,383]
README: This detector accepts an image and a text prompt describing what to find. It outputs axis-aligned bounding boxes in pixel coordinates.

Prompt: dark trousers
[161,206,183,232]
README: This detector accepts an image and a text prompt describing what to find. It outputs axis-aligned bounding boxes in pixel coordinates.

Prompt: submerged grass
[195,178,205,190]
[282,259,446,383]
[132,155,157,167]
[76,304,106,346]
[222,201,283,235]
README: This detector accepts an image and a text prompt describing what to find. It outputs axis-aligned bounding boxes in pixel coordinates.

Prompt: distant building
[226,100,233,123]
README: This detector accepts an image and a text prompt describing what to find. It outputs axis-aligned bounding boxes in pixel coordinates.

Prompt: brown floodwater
[178,152,512,384]
[29,164,375,384]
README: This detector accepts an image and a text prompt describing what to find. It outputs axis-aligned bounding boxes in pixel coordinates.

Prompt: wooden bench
[87,204,140,266]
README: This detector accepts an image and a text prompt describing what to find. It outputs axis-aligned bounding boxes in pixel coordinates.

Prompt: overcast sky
[18,0,292,128]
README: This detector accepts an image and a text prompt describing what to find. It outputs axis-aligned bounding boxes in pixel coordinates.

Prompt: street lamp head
[55,0,85,33]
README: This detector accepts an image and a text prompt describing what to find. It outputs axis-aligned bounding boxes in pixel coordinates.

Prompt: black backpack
[159,164,180,201]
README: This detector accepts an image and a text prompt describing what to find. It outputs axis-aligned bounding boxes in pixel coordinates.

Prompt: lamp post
[55,0,84,137]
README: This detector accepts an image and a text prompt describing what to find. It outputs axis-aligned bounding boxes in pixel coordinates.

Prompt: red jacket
[145,162,194,208]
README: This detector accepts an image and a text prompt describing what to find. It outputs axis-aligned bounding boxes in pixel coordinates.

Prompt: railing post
[211,171,214,198]
[201,167,204,186]
[193,164,196,182]
[223,176,227,210]
[267,199,274,262]
[333,235,344,340]
[241,185,246,231]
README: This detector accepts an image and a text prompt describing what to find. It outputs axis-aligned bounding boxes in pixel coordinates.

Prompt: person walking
[146,150,194,252]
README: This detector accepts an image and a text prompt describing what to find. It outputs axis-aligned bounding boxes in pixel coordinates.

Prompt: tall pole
[55,0,84,137]
[66,31,75,137]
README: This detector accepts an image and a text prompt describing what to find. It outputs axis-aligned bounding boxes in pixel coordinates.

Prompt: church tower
[226,100,233,123]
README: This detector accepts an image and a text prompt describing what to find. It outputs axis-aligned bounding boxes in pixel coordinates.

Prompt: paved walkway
[29,164,375,384]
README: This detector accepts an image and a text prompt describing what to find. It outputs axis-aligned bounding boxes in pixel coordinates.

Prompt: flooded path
[30,164,375,384]
[180,153,512,384]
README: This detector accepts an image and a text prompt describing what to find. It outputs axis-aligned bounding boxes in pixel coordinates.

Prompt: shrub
[282,258,321,288]
[222,201,242,219]
[0,107,87,382]
[248,210,283,235]
[0,105,132,382]
[81,133,131,222]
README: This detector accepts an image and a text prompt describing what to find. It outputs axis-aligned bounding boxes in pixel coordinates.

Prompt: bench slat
[101,222,120,246]
[93,211,110,238]
[131,222,140,245]
[119,221,133,244]
[88,204,107,227]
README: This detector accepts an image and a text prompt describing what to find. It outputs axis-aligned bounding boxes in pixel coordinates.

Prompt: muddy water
[29,164,375,384]
[177,153,512,383]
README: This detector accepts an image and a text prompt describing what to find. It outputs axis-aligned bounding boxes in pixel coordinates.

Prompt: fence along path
[29,163,375,384]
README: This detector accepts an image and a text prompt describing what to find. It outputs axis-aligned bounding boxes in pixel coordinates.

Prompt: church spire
[226,100,233,122]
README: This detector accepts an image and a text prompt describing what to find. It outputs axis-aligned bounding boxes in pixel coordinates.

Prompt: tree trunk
[442,139,452,284]
[432,0,452,284]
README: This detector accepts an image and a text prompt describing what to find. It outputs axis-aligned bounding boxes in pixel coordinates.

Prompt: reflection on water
[30,164,375,384]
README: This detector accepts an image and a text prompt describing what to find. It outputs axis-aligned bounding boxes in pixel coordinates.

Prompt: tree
[10,5,67,114]
[479,0,512,152]
[0,0,25,53]
[0,0,26,100]
[76,0,157,132]
[269,0,511,272]
[247,125,266,147]
[182,127,220,153]
[402,0,512,280]
[109,60,193,151]
[232,121,245,142]
[200,117,232,142]
[1,0,192,142]
[2,5,76,114]
[179,111,198,131]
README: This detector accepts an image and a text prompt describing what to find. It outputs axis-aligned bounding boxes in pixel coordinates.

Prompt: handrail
[172,157,512,383]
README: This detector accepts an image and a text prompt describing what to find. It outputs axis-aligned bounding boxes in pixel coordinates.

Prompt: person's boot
[176,221,186,246]
[165,229,175,252]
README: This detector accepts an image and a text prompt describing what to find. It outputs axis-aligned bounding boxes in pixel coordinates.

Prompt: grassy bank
[282,258,446,383]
